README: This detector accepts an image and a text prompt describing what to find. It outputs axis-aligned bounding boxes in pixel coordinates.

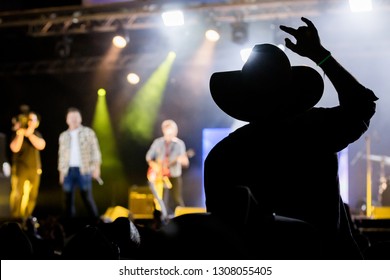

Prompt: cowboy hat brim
[210,66,324,122]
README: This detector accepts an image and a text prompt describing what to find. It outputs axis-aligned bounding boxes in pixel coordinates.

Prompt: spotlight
[205,28,220,42]
[112,26,129,48]
[127,73,140,85]
[112,32,130,49]
[113,35,129,48]
[161,10,184,27]
[55,36,72,58]
[231,21,248,45]
[349,0,372,12]
[205,18,221,42]
[97,88,106,96]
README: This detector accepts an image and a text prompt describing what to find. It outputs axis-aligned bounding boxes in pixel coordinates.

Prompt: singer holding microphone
[58,107,102,218]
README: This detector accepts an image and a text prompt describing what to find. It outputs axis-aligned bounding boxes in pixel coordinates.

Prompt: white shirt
[69,128,82,167]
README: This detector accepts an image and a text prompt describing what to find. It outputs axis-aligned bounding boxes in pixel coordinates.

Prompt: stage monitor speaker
[371,206,390,219]
[128,186,154,219]
[101,205,130,222]
[174,206,207,217]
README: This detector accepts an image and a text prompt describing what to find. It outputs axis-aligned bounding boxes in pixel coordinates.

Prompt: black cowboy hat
[209,44,324,122]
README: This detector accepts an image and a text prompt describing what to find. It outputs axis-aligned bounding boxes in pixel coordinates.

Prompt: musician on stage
[146,119,190,218]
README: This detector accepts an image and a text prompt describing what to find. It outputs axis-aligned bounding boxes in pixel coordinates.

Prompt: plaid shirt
[58,125,101,175]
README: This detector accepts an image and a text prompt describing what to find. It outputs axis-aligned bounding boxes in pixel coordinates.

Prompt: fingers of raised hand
[280,25,312,41]
[284,38,296,52]
[301,17,315,29]
[279,25,296,36]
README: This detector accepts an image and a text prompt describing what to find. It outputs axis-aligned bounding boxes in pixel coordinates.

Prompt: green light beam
[92,92,127,205]
[120,52,176,143]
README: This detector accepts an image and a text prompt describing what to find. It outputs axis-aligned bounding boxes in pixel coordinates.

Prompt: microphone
[95,177,104,186]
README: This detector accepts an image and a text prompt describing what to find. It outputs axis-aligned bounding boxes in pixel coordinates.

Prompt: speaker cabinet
[371,206,390,219]
[101,205,130,222]
[174,206,207,217]
[128,186,154,219]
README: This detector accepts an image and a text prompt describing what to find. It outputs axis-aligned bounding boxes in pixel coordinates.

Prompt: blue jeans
[63,167,98,218]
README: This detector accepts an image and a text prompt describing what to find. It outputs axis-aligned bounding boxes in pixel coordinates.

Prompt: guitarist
[146,119,190,218]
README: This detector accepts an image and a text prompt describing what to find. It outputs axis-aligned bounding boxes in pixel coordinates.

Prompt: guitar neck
[170,149,195,165]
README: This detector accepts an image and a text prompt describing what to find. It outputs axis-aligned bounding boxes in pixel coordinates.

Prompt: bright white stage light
[161,10,184,27]
[349,0,372,12]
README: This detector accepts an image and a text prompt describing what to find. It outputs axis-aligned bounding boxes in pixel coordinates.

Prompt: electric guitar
[146,149,195,218]
[146,149,195,185]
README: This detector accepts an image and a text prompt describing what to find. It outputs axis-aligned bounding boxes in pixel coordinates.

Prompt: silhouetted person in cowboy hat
[204,17,378,259]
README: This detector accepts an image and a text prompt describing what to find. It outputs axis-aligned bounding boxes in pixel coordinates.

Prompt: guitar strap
[163,141,171,177]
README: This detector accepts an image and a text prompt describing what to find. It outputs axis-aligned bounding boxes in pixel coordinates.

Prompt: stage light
[349,0,372,12]
[97,88,106,96]
[204,17,221,42]
[161,10,184,27]
[112,26,129,48]
[112,34,129,48]
[127,73,140,85]
[55,36,72,58]
[205,29,220,42]
[72,11,82,24]
[231,21,248,45]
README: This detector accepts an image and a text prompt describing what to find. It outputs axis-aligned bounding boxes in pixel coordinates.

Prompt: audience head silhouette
[0,222,33,259]
[209,43,324,121]
[61,225,119,260]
